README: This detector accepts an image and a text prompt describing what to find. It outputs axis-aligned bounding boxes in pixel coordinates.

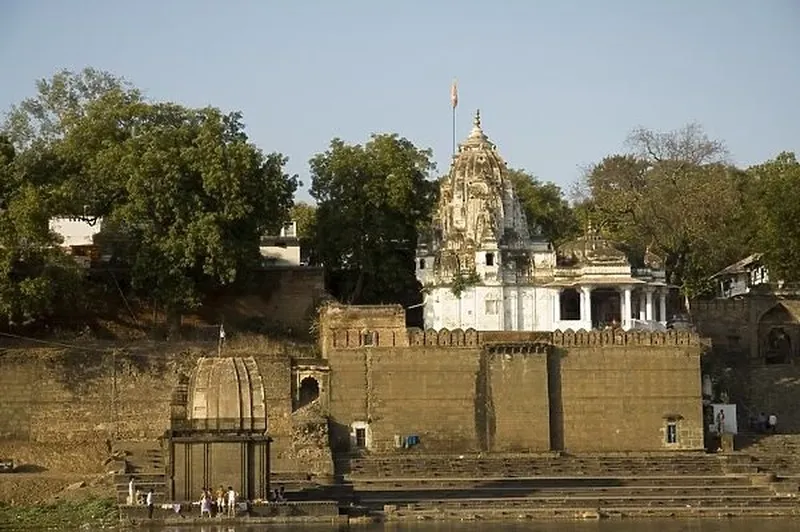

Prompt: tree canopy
[582,124,755,299]
[1,68,297,323]
[750,152,800,283]
[506,168,579,246]
[309,134,437,304]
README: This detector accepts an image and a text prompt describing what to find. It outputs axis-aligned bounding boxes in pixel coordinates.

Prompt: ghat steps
[336,453,800,519]
[112,441,167,505]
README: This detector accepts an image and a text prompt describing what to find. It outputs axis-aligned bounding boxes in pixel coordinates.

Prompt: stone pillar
[659,290,668,323]
[638,292,646,321]
[645,289,654,321]
[581,286,593,328]
[623,287,632,329]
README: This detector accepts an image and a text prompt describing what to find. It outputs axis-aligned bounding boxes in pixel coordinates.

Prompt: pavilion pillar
[638,292,646,321]
[645,289,654,321]
[553,289,561,328]
[622,287,632,330]
[659,290,668,323]
[580,286,593,328]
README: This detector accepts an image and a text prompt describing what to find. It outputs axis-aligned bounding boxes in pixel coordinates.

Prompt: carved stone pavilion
[416,110,670,332]
[167,356,272,501]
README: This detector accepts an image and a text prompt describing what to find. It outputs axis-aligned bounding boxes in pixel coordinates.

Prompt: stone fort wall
[321,305,704,454]
[0,347,304,473]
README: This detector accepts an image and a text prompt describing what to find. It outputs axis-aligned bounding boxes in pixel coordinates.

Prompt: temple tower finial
[474,109,481,128]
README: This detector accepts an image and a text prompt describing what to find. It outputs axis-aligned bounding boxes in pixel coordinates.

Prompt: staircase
[112,441,168,505]
[739,432,800,476]
[337,453,800,519]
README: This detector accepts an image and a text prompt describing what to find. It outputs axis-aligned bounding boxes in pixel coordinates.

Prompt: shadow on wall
[548,348,565,452]
[474,351,496,452]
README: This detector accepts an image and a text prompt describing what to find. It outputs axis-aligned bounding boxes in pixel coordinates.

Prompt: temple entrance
[298,376,320,407]
[591,288,621,329]
[759,304,799,365]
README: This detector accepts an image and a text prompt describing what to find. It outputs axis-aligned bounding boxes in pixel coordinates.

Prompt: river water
[139,520,799,532]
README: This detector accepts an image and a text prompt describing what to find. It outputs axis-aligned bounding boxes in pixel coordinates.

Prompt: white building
[48,217,104,267]
[710,253,769,298]
[415,110,669,332]
[260,221,302,266]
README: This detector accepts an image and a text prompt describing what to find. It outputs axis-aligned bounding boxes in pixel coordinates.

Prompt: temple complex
[416,111,669,332]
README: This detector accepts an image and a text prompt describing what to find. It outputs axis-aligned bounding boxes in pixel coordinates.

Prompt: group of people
[127,477,155,518]
[753,412,779,434]
[200,485,237,518]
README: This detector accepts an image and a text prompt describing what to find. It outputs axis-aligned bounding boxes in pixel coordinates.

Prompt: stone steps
[347,457,729,479]
[112,441,167,504]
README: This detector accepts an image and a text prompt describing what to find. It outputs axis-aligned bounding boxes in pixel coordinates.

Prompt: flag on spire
[451,79,458,109]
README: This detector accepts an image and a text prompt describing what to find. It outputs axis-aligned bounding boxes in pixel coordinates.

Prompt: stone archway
[759,304,800,365]
[298,376,320,407]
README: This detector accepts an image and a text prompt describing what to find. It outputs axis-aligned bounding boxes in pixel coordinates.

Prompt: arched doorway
[298,376,320,407]
[759,304,799,365]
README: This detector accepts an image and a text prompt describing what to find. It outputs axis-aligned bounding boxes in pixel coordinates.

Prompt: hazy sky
[1,1,798,203]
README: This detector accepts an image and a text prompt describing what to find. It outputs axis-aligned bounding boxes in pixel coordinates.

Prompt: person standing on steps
[227,486,236,518]
[146,489,154,519]
[768,413,778,433]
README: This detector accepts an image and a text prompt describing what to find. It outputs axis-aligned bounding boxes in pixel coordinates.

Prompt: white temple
[415,110,669,332]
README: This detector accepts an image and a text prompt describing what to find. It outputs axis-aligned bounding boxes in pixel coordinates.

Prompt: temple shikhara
[417,110,669,332]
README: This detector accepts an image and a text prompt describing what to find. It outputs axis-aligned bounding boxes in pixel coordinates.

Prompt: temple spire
[474,109,481,128]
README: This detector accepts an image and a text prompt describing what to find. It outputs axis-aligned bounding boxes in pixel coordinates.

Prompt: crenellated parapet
[550,328,701,347]
[325,325,702,350]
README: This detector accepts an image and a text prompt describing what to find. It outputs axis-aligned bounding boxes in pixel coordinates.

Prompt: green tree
[751,152,800,283]
[290,202,317,263]
[3,69,298,318]
[0,136,84,325]
[584,124,754,302]
[506,168,579,245]
[309,134,436,304]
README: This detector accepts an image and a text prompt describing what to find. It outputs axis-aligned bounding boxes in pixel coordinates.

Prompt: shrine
[416,110,669,332]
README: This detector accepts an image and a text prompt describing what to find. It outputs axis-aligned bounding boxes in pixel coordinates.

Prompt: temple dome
[435,110,530,248]
[187,356,267,432]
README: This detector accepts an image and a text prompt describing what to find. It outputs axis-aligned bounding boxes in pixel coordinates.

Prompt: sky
[1,1,798,204]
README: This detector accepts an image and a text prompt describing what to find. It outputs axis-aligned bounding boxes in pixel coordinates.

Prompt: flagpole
[451,79,458,157]
[452,104,456,157]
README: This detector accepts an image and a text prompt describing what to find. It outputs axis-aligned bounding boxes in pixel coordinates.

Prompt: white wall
[424,285,558,331]
[260,245,301,266]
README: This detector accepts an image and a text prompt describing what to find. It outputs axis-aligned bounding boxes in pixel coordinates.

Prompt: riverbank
[0,497,118,530]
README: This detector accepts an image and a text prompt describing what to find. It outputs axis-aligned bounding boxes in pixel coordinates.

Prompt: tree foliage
[1,68,297,322]
[751,152,800,283]
[584,124,753,298]
[506,168,579,245]
[309,134,436,304]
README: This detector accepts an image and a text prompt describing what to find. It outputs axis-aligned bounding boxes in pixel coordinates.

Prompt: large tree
[2,68,298,317]
[309,134,437,304]
[0,135,84,325]
[584,124,754,300]
[506,168,579,246]
[751,152,800,283]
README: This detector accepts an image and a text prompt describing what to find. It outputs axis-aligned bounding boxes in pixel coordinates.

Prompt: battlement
[326,327,702,350]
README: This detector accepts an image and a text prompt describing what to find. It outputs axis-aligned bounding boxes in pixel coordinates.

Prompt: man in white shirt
[128,477,136,506]
[226,486,236,517]
[146,489,155,519]
[768,413,778,433]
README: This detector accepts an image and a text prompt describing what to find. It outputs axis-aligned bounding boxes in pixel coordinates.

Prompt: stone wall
[554,346,703,452]
[0,348,196,442]
[325,330,704,454]
[0,347,306,474]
